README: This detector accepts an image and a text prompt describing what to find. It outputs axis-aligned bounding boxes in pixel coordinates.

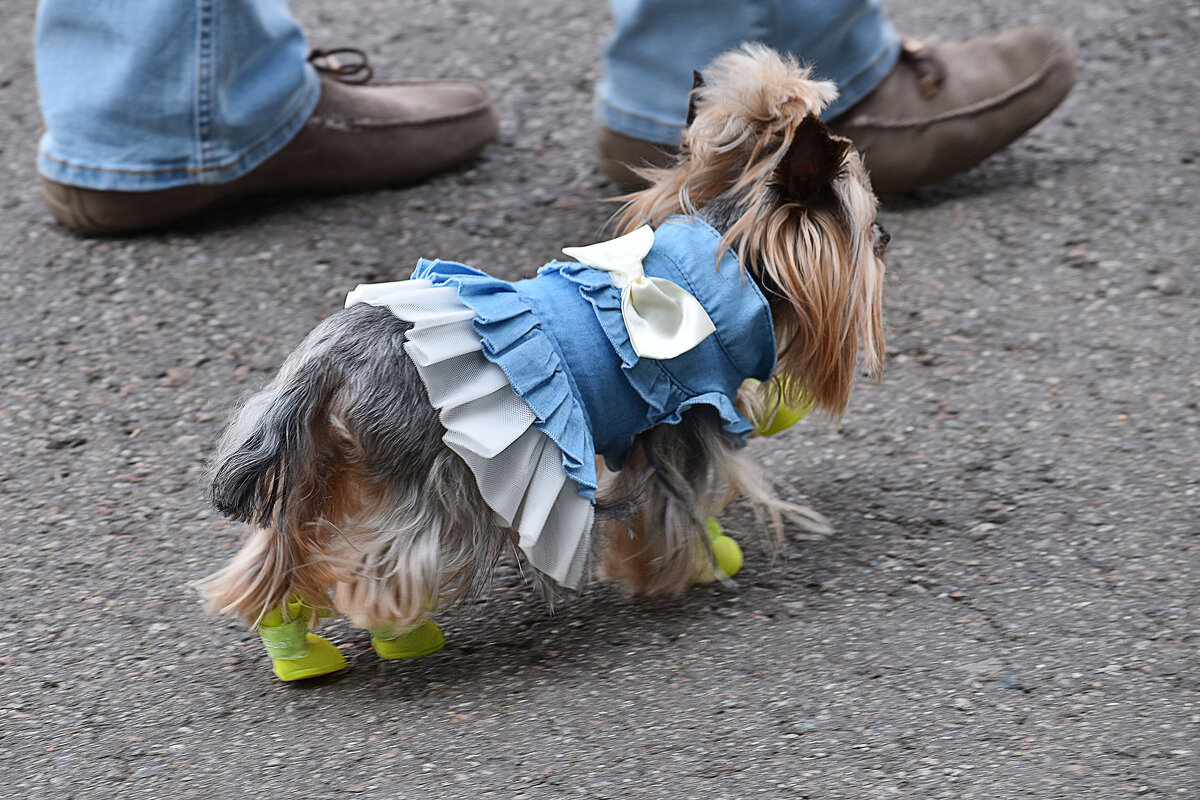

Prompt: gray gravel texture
[1,1,1197,798]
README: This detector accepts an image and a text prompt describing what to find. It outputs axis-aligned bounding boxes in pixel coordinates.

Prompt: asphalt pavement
[0,1,1196,798]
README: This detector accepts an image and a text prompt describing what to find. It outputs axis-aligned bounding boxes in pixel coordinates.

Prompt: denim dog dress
[345,216,775,588]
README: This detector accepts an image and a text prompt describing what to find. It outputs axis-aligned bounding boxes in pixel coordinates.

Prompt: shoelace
[900,39,946,99]
[308,47,374,85]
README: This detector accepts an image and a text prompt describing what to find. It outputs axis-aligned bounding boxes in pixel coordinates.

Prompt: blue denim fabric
[599,0,901,144]
[35,0,320,191]
[414,217,775,499]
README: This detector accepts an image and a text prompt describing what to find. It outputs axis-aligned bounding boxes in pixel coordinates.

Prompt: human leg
[36,0,320,191]
[599,0,897,147]
[35,0,498,234]
[598,0,1076,193]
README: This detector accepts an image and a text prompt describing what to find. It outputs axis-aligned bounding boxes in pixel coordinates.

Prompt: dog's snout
[873,222,890,257]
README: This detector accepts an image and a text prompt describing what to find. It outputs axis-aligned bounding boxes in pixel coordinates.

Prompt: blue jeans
[35,0,320,191]
[35,0,897,191]
[599,0,900,144]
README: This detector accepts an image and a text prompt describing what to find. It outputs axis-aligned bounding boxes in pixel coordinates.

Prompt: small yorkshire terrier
[199,45,887,680]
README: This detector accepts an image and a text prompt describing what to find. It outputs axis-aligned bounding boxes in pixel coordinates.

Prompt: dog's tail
[207,362,336,529]
[199,324,349,624]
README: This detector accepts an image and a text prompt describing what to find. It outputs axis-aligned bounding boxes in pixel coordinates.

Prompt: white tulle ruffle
[345,279,594,588]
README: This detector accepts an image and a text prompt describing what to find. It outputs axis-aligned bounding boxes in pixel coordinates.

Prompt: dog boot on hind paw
[369,619,446,660]
[258,599,347,681]
[693,517,744,583]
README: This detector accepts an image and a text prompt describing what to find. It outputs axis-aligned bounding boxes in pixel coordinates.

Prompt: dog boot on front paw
[742,377,813,437]
[258,600,347,681]
[369,619,446,660]
[693,517,744,583]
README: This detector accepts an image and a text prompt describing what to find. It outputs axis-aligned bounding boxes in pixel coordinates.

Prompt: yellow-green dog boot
[694,517,744,583]
[709,519,744,578]
[258,600,347,681]
[743,377,813,437]
[370,619,445,660]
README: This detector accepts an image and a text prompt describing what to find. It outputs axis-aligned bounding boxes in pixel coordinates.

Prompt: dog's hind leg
[198,305,427,677]
[199,416,380,679]
[312,308,510,660]
[201,303,510,673]
[328,447,507,661]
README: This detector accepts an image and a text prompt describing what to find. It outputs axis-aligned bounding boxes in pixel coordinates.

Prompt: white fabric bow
[563,226,716,360]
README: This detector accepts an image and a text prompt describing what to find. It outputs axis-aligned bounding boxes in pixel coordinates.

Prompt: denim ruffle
[414,259,601,500]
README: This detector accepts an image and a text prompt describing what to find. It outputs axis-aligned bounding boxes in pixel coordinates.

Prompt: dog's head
[617,44,887,417]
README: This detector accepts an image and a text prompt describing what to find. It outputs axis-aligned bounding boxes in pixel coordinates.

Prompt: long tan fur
[599,45,886,595]
[615,44,884,416]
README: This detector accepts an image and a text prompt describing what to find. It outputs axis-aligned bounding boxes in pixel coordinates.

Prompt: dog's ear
[777,113,850,206]
[685,70,705,127]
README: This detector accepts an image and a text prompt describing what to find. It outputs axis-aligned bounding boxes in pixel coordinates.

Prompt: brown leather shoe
[597,127,680,191]
[828,25,1076,193]
[598,25,1076,194]
[40,53,499,235]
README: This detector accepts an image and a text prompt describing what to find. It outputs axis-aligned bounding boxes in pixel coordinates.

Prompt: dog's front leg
[598,408,746,594]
